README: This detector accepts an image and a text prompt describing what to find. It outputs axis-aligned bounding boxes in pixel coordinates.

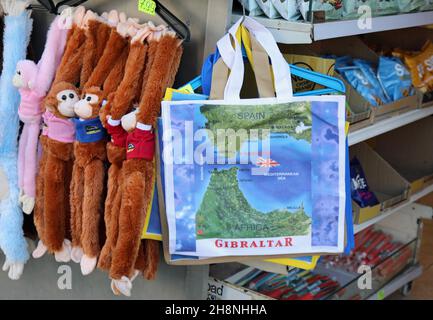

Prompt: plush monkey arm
[83,28,129,91]
[33,15,68,96]
[80,16,103,89]
[136,35,181,125]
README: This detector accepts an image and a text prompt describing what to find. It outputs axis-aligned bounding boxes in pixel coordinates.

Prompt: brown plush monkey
[109,31,183,296]
[98,27,152,275]
[69,17,133,274]
[32,7,87,260]
[69,87,107,275]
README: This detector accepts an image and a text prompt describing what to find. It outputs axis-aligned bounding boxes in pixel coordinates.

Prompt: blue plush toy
[0,0,33,280]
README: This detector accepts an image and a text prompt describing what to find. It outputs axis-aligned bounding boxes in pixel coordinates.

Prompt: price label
[138,0,156,16]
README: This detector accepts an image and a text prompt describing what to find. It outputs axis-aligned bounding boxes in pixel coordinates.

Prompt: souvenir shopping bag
[161,17,347,259]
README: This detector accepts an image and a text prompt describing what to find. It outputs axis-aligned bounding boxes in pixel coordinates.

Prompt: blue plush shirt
[73,117,106,143]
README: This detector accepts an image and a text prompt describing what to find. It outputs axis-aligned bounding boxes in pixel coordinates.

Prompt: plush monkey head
[13,60,38,89]
[45,82,80,118]
[74,86,104,120]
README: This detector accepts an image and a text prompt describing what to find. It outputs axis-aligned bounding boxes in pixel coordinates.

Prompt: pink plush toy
[13,15,68,214]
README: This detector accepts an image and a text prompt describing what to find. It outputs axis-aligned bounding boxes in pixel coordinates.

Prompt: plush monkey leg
[98,164,120,271]
[98,143,125,271]
[143,239,160,280]
[33,135,48,259]
[44,140,73,262]
[141,161,160,281]
[110,159,151,296]
[80,158,105,275]
[70,161,84,263]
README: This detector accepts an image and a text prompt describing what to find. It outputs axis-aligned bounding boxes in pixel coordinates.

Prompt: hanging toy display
[0,0,33,280]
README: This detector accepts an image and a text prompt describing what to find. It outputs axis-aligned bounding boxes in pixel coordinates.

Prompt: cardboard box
[350,143,410,224]
[371,117,433,194]
[363,27,433,108]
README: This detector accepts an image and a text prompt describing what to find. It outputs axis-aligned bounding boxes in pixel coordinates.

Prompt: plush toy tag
[138,0,156,16]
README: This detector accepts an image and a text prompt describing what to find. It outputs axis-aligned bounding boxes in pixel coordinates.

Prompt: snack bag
[378,56,413,101]
[256,0,281,18]
[375,0,399,16]
[297,0,343,21]
[271,0,301,21]
[397,0,425,12]
[420,0,433,11]
[238,0,264,16]
[343,0,377,19]
[353,59,391,105]
[350,157,379,208]
[403,41,433,92]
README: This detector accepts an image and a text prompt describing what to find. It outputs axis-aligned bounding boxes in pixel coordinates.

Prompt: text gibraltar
[215,237,293,249]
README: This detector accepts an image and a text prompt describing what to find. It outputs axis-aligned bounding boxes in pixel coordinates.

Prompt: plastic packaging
[271,0,301,21]
[375,0,399,16]
[353,59,391,105]
[237,0,264,16]
[403,41,433,92]
[297,0,343,21]
[256,0,281,19]
[343,0,377,19]
[396,0,425,12]
[420,0,433,11]
[377,56,413,101]
[350,157,379,208]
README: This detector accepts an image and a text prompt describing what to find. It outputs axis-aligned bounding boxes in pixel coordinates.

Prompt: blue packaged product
[350,157,379,208]
[339,66,380,107]
[378,56,413,102]
[353,59,391,105]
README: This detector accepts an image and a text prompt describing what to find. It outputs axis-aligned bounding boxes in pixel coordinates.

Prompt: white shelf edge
[354,183,433,234]
[348,107,433,146]
[231,13,313,44]
[314,11,433,41]
[367,264,422,300]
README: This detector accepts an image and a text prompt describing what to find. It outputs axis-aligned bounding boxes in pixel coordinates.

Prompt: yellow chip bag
[404,41,433,93]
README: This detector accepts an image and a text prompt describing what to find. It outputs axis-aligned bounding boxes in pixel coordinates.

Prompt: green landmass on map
[196,167,311,239]
[200,102,312,158]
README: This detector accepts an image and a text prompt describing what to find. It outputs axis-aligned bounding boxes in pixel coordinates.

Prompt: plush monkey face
[44,82,80,118]
[13,60,38,89]
[74,87,104,120]
[12,70,26,88]
[57,89,80,118]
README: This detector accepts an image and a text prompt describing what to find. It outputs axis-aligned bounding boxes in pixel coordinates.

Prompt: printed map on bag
[162,97,346,257]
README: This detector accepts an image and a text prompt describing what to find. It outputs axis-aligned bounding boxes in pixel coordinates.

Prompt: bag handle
[210,26,275,100]
[217,16,293,102]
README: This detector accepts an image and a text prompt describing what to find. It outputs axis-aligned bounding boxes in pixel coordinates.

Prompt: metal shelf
[231,11,433,44]
[354,183,433,234]
[348,106,433,146]
[314,11,433,41]
[367,264,422,300]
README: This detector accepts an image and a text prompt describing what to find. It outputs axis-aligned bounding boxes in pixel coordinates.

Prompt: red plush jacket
[126,127,155,160]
